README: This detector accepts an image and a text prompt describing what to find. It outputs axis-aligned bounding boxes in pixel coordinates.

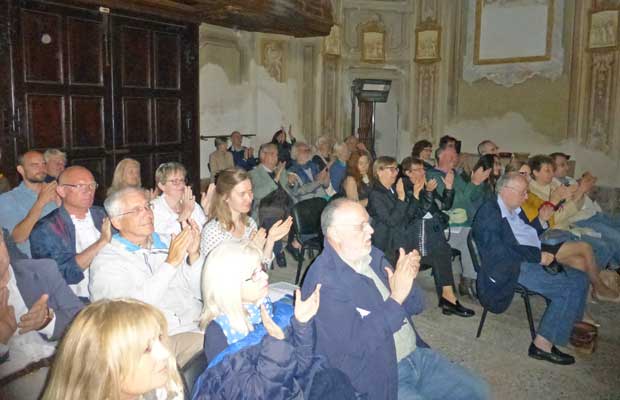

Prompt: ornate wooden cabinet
[0,0,199,201]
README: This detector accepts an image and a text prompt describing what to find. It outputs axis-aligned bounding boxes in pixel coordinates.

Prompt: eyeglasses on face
[381,166,399,172]
[62,182,98,192]
[504,186,528,197]
[115,202,154,217]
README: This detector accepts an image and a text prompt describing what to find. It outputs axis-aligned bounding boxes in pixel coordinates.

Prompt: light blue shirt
[0,181,58,256]
[497,196,541,249]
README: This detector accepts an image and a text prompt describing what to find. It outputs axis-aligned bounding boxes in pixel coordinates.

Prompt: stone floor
[270,252,620,400]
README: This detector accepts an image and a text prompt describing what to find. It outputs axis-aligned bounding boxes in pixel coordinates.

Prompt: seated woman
[504,159,532,180]
[471,154,503,206]
[341,150,373,207]
[400,157,474,317]
[199,168,291,263]
[106,158,142,196]
[272,128,296,168]
[194,241,353,400]
[411,139,434,170]
[209,137,235,177]
[42,299,183,400]
[152,162,207,236]
[520,155,618,302]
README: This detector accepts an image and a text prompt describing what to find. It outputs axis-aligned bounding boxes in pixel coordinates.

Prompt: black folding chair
[180,351,208,399]
[467,230,542,341]
[290,197,327,284]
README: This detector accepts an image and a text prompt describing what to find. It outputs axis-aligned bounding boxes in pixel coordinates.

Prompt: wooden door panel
[121,26,151,88]
[26,94,65,149]
[21,10,63,84]
[154,32,180,89]
[70,156,106,204]
[155,97,181,144]
[68,17,104,86]
[129,154,154,189]
[71,95,104,148]
[122,97,152,145]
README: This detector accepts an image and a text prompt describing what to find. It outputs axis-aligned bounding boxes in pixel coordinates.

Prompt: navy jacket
[471,198,544,313]
[30,206,106,285]
[228,146,258,171]
[301,241,427,400]
[288,161,321,185]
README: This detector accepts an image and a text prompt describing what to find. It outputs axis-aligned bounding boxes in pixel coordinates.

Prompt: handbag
[258,184,292,226]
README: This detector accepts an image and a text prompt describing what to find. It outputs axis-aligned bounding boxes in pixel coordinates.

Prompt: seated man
[551,152,620,268]
[287,141,329,201]
[472,172,589,365]
[0,229,84,399]
[477,140,499,156]
[43,148,66,182]
[228,130,257,171]
[0,151,58,257]
[328,142,350,194]
[30,166,109,300]
[89,187,204,367]
[301,198,489,400]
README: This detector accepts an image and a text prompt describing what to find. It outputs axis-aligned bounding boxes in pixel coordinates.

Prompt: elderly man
[472,172,589,365]
[228,131,257,171]
[287,141,329,201]
[30,166,109,300]
[328,142,351,193]
[89,187,204,366]
[301,198,489,400]
[43,148,67,182]
[0,228,83,398]
[477,140,499,156]
[0,151,58,257]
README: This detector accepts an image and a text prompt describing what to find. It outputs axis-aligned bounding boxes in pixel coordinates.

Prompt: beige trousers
[169,332,204,367]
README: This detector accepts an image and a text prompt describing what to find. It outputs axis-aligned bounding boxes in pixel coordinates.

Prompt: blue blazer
[30,206,106,285]
[288,161,321,185]
[471,198,544,314]
[301,241,427,400]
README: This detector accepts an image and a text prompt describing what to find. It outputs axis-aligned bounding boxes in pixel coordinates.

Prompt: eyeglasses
[165,178,187,186]
[381,166,399,172]
[409,167,424,173]
[62,182,98,192]
[115,202,154,217]
[504,186,528,197]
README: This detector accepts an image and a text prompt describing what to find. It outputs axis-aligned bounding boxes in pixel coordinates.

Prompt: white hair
[44,148,66,161]
[104,187,147,217]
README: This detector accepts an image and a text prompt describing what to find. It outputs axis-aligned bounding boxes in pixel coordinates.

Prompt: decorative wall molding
[322,55,339,138]
[343,9,410,57]
[587,52,616,151]
[415,63,439,139]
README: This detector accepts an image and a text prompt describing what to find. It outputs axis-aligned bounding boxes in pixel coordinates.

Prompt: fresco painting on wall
[415,26,441,63]
[588,9,619,50]
[261,40,286,82]
[362,31,385,62]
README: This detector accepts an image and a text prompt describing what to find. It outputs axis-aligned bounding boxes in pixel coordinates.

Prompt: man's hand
[443,170,455,190]
[317,169,329,186]
[540,252,554,266]
[18,294,51,334]
[386,248,421,304]
[274,162,286,182]
[0,287,17,344]
[165,228,192,267]
[396,178,406,201]
[538,204,554,222]
[200,183,216,216]
[425,178,438,193]
[287,173,299,187]
[267,217,293,243]
[294,284,321,323]
[37,181,58,206]
[470,167,491,186]
[98,217,112,245]
[261,304,285,340]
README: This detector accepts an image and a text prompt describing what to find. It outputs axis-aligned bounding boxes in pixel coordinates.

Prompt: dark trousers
[421,241,455,295]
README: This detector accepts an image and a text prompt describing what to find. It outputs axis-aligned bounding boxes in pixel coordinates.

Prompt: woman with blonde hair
[199,168,291,263]
[107,158,141,196]
[42,298,183,400]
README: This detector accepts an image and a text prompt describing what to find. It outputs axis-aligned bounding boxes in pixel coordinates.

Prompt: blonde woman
[42,298,183,400]
[193,240,355,400]
[199,168,291,263]
[107,158,141,196]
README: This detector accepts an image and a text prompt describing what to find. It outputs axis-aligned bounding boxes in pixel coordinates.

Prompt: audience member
[0,229,83,399]
[90,187,204,366]
[42,299,183,400]
[152,162,207,236]
[272,128,296,168]
[301,198,489,400]
[209,137,235,177]
[287,142,330,201]
[342,150,373,207]
[228,131,257,171]
[0,151,58,256]
[193,241,348,400]
[439,134,459,152]
[401,157,474,317]
[504,159,531,180]
[312,136,333,171]
[106,158,141,196]
[328,142,350,194]
[30,166,110,299]
[43,149,66,183]
[472,173,589,365]
[472,154,503,199]
[477,140,499,156]
[551,152,620,267]
[200,168,291,264]
[411,139,434,169]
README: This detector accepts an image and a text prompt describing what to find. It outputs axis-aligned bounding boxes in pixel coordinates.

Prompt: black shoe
[285,244,302,261]
[528,343,575,365]
[458,277,478,300]
[275,252,287,268]
[438,297,475,317]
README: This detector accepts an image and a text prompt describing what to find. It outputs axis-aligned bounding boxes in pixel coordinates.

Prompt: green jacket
[426,168,485,226]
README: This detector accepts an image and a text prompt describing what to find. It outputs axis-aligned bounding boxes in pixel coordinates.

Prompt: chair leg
[522,293,537,341]
[295,247,305,285]
[476,308,488,338]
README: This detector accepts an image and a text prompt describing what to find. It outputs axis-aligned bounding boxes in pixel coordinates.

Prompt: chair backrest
[466,230,482,274]
[291,197,328,237]
[180,351,208,399]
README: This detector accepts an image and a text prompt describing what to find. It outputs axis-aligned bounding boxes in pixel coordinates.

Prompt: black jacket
[367,183,410,264]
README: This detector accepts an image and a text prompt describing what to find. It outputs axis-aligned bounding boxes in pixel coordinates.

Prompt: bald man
[30,166,111,299]
[0,151,58,257]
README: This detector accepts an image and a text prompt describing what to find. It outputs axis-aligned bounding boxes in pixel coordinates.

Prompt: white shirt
[199,218,257,257]
[69,210,100,298]
[152,195,207,236]
[0,266,56,378]
[89,233,204,335]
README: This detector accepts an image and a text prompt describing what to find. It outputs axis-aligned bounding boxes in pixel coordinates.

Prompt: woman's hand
[442,170,454,190]
[261,304,285,340]
[425,178,438,193]
[267,217,293,243]
[396,178,406,201]
[250,228,267,250]
[200,183,216,216]
[177,186,195,223]
[294,284,321,324]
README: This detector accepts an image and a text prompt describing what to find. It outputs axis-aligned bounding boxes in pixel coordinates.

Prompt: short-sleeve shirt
[199,218,258,257]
